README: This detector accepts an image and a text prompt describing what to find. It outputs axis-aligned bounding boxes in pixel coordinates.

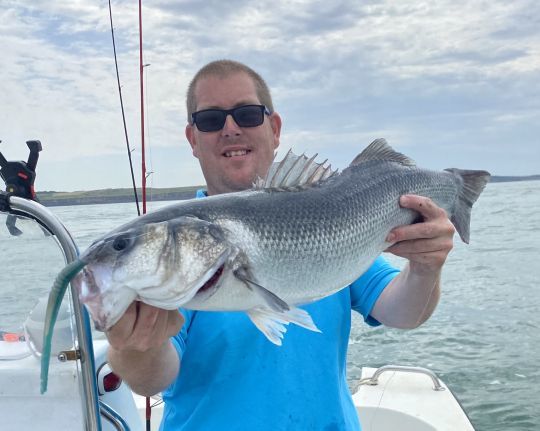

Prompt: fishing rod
[139,0,148,216]
[108,0,141,217]
[138,2,152,429]
[110,1,152,428]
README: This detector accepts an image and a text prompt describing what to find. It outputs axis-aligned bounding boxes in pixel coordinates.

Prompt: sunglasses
[191,104,271,132]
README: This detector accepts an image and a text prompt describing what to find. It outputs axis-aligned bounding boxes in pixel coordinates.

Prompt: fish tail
[445,168,491,244]
[40,259,87,394]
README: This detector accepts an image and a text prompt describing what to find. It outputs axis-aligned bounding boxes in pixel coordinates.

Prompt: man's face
[186,72,281,196]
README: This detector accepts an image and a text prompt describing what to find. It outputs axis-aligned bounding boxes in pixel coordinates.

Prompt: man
[106,60,455,430]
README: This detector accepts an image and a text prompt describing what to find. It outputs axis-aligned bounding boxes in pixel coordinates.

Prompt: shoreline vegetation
[36,175,539,206]
[37,186,202,207]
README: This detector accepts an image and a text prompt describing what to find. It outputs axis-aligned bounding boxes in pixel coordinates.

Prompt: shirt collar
[195,189,208,198]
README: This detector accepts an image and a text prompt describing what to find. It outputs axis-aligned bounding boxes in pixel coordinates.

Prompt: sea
[1,180,539,431]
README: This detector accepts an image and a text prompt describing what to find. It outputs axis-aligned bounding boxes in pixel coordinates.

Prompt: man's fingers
[384,195,455,273]
[167,310,185,338]
[130,304,175,351]
[387,219,455,243]
[135,303,162,337]
[399,195,447,221]
[388,249,450,271]
[106,302,138,345]
[106,302,184,352]
[385,237,453,255]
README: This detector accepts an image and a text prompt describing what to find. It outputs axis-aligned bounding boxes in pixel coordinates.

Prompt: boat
[0,143,475,430]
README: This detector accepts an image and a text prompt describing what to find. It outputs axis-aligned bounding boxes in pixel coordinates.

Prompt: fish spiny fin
[254,149,338,190]
[247,306,321,346]
[350,138,416,167]
[445,168,491,243]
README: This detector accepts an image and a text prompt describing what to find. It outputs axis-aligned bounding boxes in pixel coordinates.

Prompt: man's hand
[385,195,455,274]
[371,195,455,329]
[105,302,184,396]
[106,302,184,352]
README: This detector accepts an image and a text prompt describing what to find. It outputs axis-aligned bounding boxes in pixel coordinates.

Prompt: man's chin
[220,174,256,193]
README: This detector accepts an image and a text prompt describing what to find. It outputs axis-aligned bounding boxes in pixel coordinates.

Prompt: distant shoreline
[489,175,540,183]
[36,175,539,206]
[37,186,203,207]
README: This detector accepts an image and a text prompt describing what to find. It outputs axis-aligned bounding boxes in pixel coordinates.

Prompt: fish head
[77,216,235,330]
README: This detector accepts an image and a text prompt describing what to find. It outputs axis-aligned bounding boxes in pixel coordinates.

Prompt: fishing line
[40,259,87,394]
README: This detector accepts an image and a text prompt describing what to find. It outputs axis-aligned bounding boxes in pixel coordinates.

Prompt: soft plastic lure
[40,259,87,394]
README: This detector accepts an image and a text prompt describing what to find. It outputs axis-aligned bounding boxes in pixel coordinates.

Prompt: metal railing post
[8,196,102,430]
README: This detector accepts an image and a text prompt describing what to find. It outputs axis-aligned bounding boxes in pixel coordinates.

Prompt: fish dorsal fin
[254,149,338,190]
[350,138,416,167]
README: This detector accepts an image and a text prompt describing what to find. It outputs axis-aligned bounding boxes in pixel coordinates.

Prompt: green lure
[40,259,87,394]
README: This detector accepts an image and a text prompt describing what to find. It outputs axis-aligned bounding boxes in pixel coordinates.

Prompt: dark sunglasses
[191,104,271,132]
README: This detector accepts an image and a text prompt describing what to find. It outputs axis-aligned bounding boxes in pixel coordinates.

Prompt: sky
[1,0,539,192]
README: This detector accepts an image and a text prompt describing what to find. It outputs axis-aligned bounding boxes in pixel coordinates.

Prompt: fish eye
[112,236,131,251]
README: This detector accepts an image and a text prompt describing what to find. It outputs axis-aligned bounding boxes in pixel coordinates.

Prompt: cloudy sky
[1,0,539,192]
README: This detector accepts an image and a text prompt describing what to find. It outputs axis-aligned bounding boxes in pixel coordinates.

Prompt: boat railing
[100,400,132,431]
[4,194,128,431]
[358,364,446,391]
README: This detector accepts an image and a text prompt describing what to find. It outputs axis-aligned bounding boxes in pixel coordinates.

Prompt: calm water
[1,181,539,430]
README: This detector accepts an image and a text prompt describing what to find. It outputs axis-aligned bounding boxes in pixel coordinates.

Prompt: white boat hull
[353,366,475,431]
[0,337,475,430]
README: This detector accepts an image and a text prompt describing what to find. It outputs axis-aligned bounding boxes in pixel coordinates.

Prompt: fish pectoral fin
[233,268,322,344]
[233,268,289,312]
[247,306,322,346]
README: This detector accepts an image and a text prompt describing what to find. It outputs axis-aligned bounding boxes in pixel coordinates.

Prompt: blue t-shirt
[160,253,399,431]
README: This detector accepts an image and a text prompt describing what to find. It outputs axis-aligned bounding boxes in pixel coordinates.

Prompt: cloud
[1,0,538,191]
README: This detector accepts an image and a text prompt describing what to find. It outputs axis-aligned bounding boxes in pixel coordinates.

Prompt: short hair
[186,59,274,123]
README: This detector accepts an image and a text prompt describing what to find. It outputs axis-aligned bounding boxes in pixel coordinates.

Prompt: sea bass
[72,139,490,344]
[40,139,490,393]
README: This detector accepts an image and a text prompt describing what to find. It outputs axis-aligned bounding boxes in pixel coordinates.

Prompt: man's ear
[269,112,282,150]
[186,124,199,158]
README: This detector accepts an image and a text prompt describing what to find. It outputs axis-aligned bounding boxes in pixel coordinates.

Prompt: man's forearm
[108,340,180,397]
[371,263,441,329]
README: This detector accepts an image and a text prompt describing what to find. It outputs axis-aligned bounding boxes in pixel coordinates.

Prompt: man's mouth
[223,149,251,158]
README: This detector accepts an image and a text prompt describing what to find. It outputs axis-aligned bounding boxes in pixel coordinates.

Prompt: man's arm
[370,194,455,329]
[106,302,184,396]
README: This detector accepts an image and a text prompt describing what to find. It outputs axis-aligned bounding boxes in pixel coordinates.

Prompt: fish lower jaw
[129,262,227,311]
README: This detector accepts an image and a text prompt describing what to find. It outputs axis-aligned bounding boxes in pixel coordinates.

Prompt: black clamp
[0,140,42,200]
[0,190,10,213]
[0,140,43,236]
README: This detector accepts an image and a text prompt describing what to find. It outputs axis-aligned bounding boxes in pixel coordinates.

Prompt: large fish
[73,139,490,344]
[40,139,490,393]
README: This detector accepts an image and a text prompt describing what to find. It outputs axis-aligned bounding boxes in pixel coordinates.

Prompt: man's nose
[221,114,241,137]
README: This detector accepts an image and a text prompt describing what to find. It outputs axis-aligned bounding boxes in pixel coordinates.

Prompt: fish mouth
[78,267,100,299]
[73,269,109,330]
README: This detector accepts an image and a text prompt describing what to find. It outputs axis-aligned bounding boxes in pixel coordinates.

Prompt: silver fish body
[76,139,490,344]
